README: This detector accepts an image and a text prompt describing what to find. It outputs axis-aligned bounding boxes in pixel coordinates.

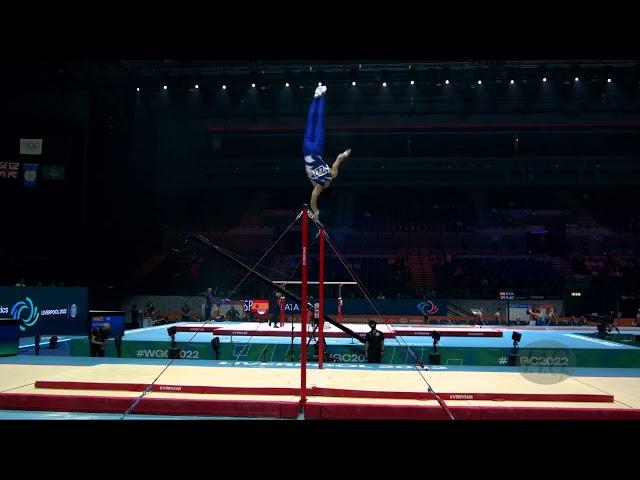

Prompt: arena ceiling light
[538,64,548,82]
[222,84,227,90]
[445,79,450,85]
[380,69,389,87]
[349,66,359,86]
[285,82,290,87]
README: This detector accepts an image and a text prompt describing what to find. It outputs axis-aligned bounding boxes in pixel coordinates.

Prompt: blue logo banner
[0,287,88,336]
[270,298,448,316]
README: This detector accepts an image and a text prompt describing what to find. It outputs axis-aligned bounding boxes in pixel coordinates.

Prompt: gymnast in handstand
[302,85,351,220]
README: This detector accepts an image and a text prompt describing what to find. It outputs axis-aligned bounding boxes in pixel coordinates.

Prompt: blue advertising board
[0,287,89,336]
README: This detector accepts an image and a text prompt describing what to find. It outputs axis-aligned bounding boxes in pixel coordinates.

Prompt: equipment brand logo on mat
[517,339,577,385]
[11,297,40,331]
[417,301,439,316]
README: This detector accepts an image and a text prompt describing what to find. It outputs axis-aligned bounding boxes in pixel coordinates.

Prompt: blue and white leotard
[302,94,332,187]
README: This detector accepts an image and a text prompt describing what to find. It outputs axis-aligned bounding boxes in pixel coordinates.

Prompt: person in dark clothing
[114,336,123,358]
[269,292,282,328]
[130,304,140,328]
[144,300,155,319]
[204,288,214,321]
[90,327,107,357]
[226,305,240,320]
[181,304,191,322]
[364,320,384,363]
[607,311,621,334]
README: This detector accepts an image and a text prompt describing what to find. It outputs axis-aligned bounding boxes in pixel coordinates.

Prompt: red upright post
[318,228,325,369]
[338,284,343,324]
[300,205,308,405]
[279,294,285,327]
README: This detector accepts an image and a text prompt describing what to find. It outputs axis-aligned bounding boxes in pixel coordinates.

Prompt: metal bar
[319,228,325,370]
[272,281,358,285]
[300,205,308,403]
[187,233,364,343]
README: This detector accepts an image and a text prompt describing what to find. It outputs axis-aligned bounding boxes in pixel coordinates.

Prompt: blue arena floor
[118,323,640,350]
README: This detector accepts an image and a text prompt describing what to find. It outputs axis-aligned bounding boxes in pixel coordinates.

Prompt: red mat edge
[34,381,614,403]
[304,402,640,420]
[0,393,299,418]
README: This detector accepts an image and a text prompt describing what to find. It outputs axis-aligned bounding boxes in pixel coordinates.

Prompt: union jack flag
[0,162,20,179]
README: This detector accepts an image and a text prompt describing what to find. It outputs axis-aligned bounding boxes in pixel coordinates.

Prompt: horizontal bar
[272,281,358,285]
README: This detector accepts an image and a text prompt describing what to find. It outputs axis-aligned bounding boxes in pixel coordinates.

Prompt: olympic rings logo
[21,143,40,151]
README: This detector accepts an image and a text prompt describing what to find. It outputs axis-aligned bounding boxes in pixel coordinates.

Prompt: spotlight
[136,87,140,92]
[509,331,522,366]
[543,77,547,82]
[574,77,579,82]
[607,78,612,83]
[251,83,256,88]
[477,80,482,85]
[510,79,515,84]
[163,85,167,90]
[350,66,359,86]
[445,79,450,85]
[407,65,416,85]
[380,69,389,87]
[194,84,199,89]
[222,85,227,90]
[285,82,290,87]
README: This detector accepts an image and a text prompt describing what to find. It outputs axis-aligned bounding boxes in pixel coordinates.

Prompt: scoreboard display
[499,291,514,300]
